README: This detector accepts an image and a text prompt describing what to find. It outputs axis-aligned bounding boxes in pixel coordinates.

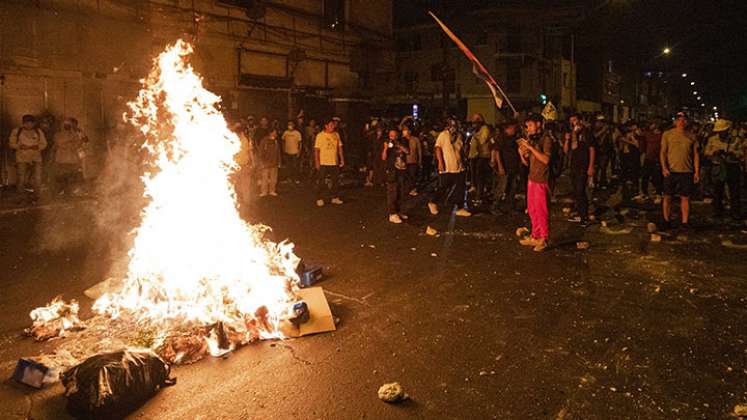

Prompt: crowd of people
[4,108,746,252]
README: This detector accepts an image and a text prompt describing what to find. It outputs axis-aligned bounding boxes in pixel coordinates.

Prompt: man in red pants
[518,114,553,252]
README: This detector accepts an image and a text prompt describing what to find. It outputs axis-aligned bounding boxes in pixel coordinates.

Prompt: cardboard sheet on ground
[291,287,336,337]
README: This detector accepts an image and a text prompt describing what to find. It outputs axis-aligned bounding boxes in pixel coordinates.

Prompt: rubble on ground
[378,382,408,403]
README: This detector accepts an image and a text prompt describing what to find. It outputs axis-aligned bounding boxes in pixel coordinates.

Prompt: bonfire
[26,40,304,367]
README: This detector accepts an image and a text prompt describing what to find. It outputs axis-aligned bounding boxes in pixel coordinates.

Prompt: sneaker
[399,214,409,220]
[388,214,403,224]
[455,208,472,217]
[567,216,582,223]
[316,199,325,207]
[533,240,548,252]
[427,202,439,215]
[269,191,278,196]
[519,237,539,246]
[259,192,268,197]
[364,181,374,187]
[331,197,343,205]
[409,189,418,197]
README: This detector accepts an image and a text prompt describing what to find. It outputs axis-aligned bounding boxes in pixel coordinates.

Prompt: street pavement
[1,181,747,419]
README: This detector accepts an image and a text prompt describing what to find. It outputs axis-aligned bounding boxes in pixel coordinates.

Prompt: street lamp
[697,96,701,100]
[693,91,698,95]
[681,73,687,78]
[663,47,671,55]
[690,81,695,86]
[713,106,718,111]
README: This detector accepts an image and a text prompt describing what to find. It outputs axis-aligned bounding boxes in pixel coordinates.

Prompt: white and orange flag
[429,11,517,115]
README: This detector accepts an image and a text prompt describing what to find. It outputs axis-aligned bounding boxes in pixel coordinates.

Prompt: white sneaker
[455,208,472,217]
[316,199,325,207]
[331,197,343,205]
[399,214,409,220]
[409,189,418,196]
[259,192,268,197]
[427,202,439,215]
[364,181,374,187]
[388,214,403,224]
[269,191,278,196]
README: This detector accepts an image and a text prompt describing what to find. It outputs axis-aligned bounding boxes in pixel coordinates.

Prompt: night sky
[396,0,747,118]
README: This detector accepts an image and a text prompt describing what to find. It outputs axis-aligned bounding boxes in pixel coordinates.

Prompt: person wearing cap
[704,118,745,220]
[314,117,345,207]
[518,113,553,251]
[660,112,700,229]
[9,114,48,195]
[427,118,471,217]
[564,113,595,224]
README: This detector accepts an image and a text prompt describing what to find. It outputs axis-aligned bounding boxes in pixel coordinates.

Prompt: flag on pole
[428,11,517,115]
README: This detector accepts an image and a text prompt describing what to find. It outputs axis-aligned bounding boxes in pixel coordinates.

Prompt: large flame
[92,40,300,354]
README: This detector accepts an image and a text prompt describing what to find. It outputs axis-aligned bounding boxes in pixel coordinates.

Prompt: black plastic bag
[61,350,175,419]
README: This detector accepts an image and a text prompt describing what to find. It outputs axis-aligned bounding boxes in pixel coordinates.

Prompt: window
[506,58,521,94]
[476,31,488,46]
[412,35,422,51]
[506,27,521,53]
[324,0,345,31]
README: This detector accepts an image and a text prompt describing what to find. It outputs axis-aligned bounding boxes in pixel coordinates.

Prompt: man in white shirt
[314,117,345,207]
[9,114,47,195]
[427,118,471,217]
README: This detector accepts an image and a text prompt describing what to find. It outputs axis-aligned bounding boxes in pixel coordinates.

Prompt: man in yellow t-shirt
[314,118,345,207]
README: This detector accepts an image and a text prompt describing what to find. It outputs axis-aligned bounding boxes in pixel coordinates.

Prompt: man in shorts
[660,111,700,229]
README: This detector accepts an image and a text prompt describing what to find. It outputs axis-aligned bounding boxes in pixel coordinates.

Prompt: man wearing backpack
[9,115,48,196]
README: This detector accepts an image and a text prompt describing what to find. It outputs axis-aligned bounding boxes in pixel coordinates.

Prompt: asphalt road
[1,181,747,419]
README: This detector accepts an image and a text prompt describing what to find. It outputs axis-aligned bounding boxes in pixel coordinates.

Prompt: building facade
[0,0,393,181]
[384,6,581,124]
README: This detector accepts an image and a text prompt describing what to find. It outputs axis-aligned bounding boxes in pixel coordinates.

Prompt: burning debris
[24,296,84,341]
[23,39,334,378]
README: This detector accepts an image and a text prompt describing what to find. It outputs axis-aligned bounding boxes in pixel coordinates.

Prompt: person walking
[427,118,471,217]
[518,114,553,252]
[382,128,410,223]
[563,113,595,224]
[660,112,700,229]
[314,117,345,207]
[9,114,48,197]
[704,118,745,221]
